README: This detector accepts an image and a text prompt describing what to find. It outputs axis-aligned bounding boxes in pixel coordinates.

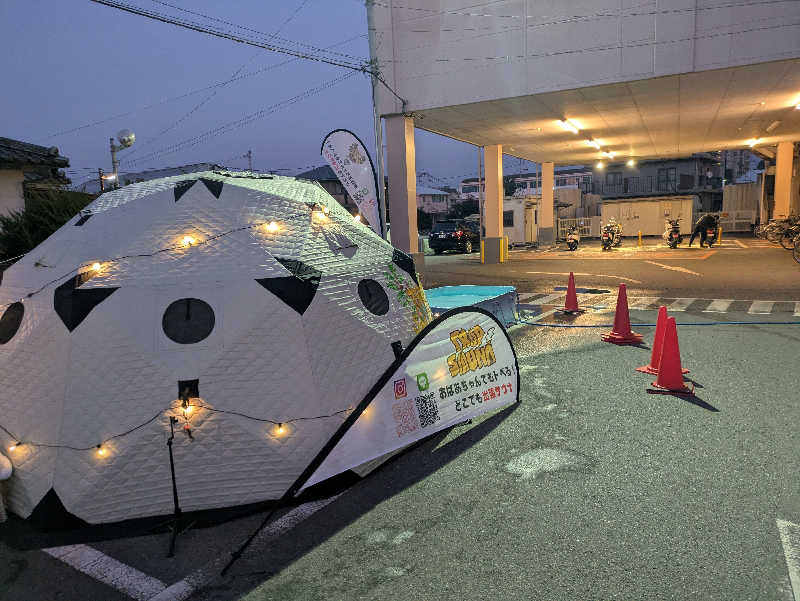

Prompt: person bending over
[688,214,718,248]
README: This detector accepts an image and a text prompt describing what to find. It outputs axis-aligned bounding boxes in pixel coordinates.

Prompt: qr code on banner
[392,399,419,437]
[415,392,440,428]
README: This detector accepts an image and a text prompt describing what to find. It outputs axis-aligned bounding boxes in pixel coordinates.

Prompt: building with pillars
[367,1,800,267]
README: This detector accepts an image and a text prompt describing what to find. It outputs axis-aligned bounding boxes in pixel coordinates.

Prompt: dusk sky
[0,0,540,190]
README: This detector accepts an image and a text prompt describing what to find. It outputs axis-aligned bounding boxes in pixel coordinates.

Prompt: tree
[0,189,96,264]
[417,209,432,232]
[446,199,478,219]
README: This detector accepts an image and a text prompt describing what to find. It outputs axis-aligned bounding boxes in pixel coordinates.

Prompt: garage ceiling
[411,58,800,164]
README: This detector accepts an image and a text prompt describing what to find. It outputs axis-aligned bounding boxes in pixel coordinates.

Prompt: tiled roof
[0,137,69,168]
[296,164,337,181]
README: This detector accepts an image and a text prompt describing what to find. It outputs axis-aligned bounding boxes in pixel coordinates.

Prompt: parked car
[429,220,480,254]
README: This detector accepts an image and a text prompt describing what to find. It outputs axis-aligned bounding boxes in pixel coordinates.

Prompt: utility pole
[246,149,252,171]
[110,137,120,189]
[98,168,105,193]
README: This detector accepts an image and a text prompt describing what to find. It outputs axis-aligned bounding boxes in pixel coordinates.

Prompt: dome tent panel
[0,171,425,523]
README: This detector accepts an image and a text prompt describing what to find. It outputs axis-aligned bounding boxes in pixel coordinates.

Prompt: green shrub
[0,189,96,264]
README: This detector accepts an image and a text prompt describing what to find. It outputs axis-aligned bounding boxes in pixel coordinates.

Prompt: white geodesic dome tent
[0,170,431,524]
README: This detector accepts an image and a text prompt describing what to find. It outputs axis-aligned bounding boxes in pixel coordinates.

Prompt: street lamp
[109,129,135,189]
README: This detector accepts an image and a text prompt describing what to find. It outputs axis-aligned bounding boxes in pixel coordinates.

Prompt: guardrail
[557,217,602,239]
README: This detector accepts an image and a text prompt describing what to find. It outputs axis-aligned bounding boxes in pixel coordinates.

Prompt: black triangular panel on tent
[200,178,223,199]
[74,213,92,226]
[256,259,321,315]
[392,249,418,285]
[29,489,88,530]
[54,276,118,332]
[174,179,197,202]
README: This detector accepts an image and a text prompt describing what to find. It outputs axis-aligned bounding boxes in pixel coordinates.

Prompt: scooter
[663,218,682,248]
[566,225,580,251]
[706,223,718,247]
[601,220,622,250]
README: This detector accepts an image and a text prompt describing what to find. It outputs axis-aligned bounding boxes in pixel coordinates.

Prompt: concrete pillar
[385,115,423,273]
[539,162,555,245]
[773,141,795,220]
[483,144,504,264]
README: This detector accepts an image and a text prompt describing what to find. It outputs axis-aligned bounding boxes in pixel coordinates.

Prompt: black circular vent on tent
[358,279,389,316]
[162,298,215,344]
[0,302,24,344]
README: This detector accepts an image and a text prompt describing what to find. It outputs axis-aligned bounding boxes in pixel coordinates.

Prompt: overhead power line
[123,71,358,167]
[87,0,406,107]
[39,33,366,141]
[125,0,317,159]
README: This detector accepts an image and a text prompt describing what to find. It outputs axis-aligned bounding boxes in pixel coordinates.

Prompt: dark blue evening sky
[0,0,538,190]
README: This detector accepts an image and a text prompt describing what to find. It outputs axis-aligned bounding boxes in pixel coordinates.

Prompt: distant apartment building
[721,149,760,183]
[416,186,451,214]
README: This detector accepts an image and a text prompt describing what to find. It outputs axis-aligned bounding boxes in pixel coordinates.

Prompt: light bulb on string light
[323,206,330,215]
[90,262,102,272]
[8,442,20,452]
[353,214,361,222]
[181,235,196,247]
[265,221,279,233]
[96,444,106,457]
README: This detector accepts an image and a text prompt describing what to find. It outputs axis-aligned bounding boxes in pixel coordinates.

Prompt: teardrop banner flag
[321,129,382,235]
[301,307,520,491]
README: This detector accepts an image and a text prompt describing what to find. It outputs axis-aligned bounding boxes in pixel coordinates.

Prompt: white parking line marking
[749,300,775,314]
[525,271,643,284]
[703,299,734,313]
[644,261,702,276]
[629,297,659,310]
[795,302,800,317]
[531,293,564,305]
[777,519,800,601]
[667,298,696,311]
[148,494,343,601]
[44,544,167,601]
[735,239,748,248]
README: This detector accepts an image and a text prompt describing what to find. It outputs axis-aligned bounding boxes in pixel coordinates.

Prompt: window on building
[462,185,478,194]
[503,210,514,227]
[605,172,622,186]
[679,173,694,190]
[657,168,677,191]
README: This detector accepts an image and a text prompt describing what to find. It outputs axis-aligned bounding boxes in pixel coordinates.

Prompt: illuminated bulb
[96,445,106,457]
[8,443,19,452]
[603,151,616,159]
[266,221,278,233]
[353,214,361,222]
[276,423,285,435]
[323,206,330,214]
[586,139,600,149]
[91,262,102,272]
[596,161,605,169]
[796,103,800,109]
[557,119,579,134]
[314,211,328,221]
[747,138,760,147]
[627,159,636,167]
[183,404,193,416]
[181,235,196,247]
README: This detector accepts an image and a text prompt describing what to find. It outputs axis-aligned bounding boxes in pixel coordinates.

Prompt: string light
[586,139,601,149]
[90,262,102,272]
[266,221,279,233]
[276,422,285,434]
[8,443,19,452]
[603,151,616,159]
[96,444,106,457]
[181,235,196,247]
[353,214,361,222]
[747,138,760,147]
[323,206,330,214]
[182,404,193,416]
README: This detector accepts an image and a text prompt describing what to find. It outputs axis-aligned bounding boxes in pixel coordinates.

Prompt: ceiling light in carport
[557,120,580,134]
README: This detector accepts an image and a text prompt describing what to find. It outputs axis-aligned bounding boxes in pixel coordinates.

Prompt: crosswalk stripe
[703,299,734,313]
[629,297,659,310]
[667,298,696,311]
[734,239,748,248]
[749,300,775,314]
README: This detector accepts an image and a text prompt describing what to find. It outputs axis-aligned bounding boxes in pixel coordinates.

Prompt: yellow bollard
[717,226,723,246]
[638,230,643,247]
[480,239,485,264]
[503,236,509,262]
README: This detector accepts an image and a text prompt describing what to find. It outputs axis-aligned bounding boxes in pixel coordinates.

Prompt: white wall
[0,170,25,217]
[370,0,800,115]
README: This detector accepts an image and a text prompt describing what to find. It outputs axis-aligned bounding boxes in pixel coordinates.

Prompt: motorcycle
[566,225,580,251]
[663,218,682,249]
[705,223,718,248]
[601,220,622,251]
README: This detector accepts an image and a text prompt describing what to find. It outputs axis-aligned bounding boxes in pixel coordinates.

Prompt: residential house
[296,164,359,214]
[0,136,69,216]
[416,186,451,215]
[74,162,221,194]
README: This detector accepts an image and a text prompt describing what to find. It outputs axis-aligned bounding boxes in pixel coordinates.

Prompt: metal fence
[696,211,756,232]
[557,217,602,239]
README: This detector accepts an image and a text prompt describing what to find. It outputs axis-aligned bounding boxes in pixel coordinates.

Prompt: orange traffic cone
[558,272,584,314]
[636,306,689,375]
[647,317,694,395]
[601,283,643,345]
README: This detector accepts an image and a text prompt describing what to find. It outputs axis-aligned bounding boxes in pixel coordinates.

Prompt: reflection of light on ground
[504,448,587,480]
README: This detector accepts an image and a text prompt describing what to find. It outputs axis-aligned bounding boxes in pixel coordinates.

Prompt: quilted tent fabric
[0,170,431,524]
